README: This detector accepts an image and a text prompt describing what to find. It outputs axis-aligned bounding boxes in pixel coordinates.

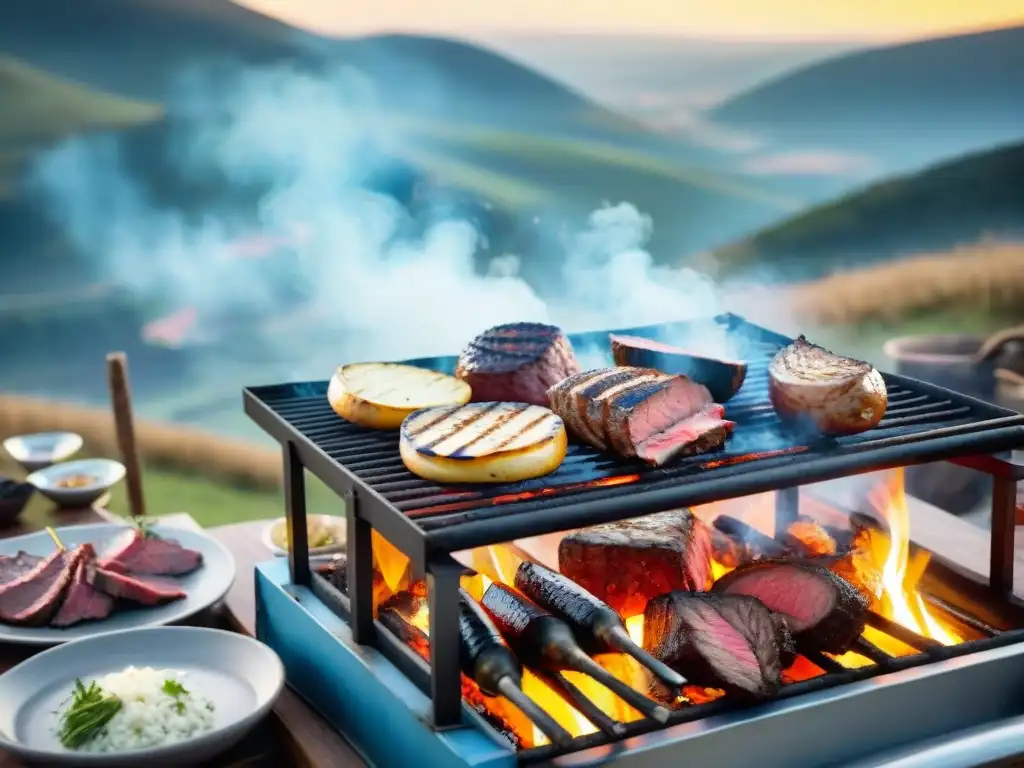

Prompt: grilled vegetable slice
[399,402,567,483]
[328,363,471,431]
[768,336,887,437]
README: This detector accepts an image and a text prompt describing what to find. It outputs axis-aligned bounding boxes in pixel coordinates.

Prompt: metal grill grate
[244,314,1024,555]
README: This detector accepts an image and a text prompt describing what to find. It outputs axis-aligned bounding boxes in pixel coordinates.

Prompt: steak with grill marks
[0,546,85,626]
[550,367,658,448]
[0,552,44,585]
[455,323,580,406]
[558,509,713,618]
[603,376,714,457]
[51,544,115,627]
[99,528,203,576]
[582,369,666,450]
[89,566,187,606]
[713,559,868,654]
[643,592,786,700]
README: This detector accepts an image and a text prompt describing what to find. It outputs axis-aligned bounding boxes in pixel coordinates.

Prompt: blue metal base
[255,560,517,768]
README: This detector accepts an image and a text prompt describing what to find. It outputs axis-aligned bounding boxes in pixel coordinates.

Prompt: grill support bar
[347,490,376,643]
[992,475,1018,596]
[427,559,467,728]
[775,486,799,538]
[284,441,311,587]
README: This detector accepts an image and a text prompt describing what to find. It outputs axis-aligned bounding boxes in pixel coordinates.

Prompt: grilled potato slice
[400,402,567,483]
[328,363,472,430]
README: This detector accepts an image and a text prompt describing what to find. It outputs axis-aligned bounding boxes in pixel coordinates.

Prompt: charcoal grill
[245,313,1024,767]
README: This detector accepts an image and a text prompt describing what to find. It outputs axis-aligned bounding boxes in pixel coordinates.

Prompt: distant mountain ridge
[714,140,1024,280]
[713,25,1024,171]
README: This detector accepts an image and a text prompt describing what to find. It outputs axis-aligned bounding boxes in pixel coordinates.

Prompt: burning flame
[860,470,962,652]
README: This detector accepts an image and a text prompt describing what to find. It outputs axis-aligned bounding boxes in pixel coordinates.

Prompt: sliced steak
[558,509,713,617]
[713,560,868,654]
[610,334,748,402]
[100,528,203,576]
[51,545,115,627]
[0,547,83,626]
[604,376,713,457]
[643,592,785,700]
[89,566,187,606]
[0,552,44,585]
[456,323,580,406]
[549,367,660,449]
[635,405,736,466]
[582,369,665,450]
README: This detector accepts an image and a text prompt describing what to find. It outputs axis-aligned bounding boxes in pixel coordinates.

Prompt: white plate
[0,523,235,646]
[0,626,284,766]
[261,515,346,562]
[27,459,126,509]
[3,432,83,472]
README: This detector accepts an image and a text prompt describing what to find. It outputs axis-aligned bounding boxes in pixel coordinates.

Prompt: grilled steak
[89,566,187,606]
[51,545,115,627]
[100,528,202,576]
[0,551,44,585]
[635,405,736,466]
[0,547,84,626]
[456,323,580,406]
[713,560,868,654]
[558,509,713,617]
[643,592,785,700]
[610,334,748,403]
[547,366,732,464]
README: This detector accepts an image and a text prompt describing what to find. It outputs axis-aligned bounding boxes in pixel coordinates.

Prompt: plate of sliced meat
[0,523,234,646]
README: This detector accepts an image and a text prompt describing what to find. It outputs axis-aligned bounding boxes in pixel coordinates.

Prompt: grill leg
[347,492,375,644]
[775,486,799,539]
[427,560,463,729]
[990,475,1017,596]
[283,441,310,587]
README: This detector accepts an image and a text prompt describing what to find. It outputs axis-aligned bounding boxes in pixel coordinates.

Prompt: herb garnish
[130,516,160,540]
[58,680,122,749]
[162,678,190,714]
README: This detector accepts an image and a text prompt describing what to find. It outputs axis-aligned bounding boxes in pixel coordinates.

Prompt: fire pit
[244,314,1024,768]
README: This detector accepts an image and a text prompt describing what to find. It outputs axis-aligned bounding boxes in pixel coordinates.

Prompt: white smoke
[29,62,750,383]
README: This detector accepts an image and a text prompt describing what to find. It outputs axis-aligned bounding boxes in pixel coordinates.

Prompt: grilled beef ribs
[547,366,733,465]
[713,560,868,654]
[0,552,44,585]
[89,566,187,606]
[51,545,115,627]
[558,509,713,617]
[456,323,580,406]
[0,546,84,626]
[643,592,786,699]
[100,528,202,576]
[610,334,748,402]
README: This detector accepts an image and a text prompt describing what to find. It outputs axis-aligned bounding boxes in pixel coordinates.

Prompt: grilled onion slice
[400,402,567,483]
[328,363,472,431]
[768,336,887,436]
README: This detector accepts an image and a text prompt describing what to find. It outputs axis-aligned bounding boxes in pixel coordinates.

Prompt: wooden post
[106,352,146,519]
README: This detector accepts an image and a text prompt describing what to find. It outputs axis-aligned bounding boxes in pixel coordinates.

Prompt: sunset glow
[238,0,1024,41]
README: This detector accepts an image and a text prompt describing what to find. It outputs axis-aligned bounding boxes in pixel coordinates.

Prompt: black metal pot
[883,331,1024,515]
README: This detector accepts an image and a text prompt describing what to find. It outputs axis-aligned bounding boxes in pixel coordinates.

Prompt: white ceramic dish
[3,432,84,473]
[261,514,346,562]
[27,459,126,508]
[0,626,285,766]
[0,523,235,646]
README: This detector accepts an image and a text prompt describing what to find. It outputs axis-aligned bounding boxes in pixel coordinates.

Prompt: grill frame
[242,313,1024,734]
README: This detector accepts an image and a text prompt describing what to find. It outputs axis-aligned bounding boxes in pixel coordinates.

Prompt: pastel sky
[237,0,1024,40]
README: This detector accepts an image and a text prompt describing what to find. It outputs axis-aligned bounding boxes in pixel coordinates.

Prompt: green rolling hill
[713,141,1024,279]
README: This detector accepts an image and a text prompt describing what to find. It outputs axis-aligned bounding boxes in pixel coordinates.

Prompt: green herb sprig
[58,680,122,749]
[162,678,189,714]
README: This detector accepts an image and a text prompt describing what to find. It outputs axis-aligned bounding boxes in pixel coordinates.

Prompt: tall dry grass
[786,241,1024,326]
[0,395,282,490]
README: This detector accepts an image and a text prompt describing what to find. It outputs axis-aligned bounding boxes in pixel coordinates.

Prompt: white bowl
[2,431,83,472]
[261,514,346,562]
[27,458,126,509]
[0,626,285,766]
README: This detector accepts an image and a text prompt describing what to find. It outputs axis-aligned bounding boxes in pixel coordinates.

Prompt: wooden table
[0,507,365,768]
